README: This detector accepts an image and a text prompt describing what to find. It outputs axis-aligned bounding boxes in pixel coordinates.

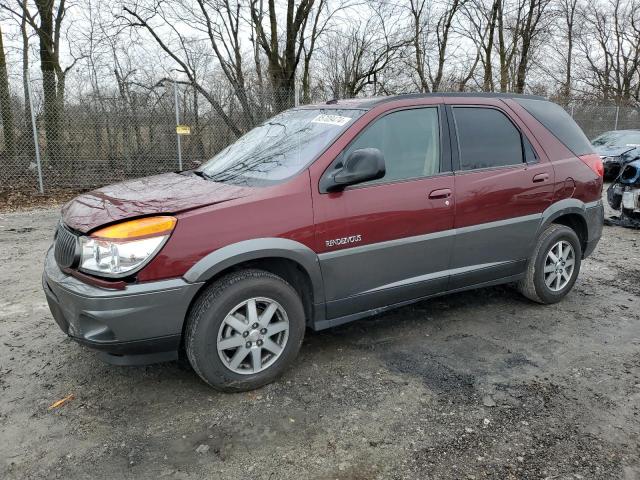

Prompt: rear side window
[515,98,594,156]
[453,107,524,170]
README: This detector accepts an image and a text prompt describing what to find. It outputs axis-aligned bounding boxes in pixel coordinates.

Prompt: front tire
[518,224,582,304]
[185,269,306,392]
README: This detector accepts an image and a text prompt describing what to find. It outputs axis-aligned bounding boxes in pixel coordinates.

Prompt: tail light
[579,154,604,178]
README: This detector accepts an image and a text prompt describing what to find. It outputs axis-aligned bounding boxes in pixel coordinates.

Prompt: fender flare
[532,198,601,257]
[183,238,325,304]
[538,198,589,234]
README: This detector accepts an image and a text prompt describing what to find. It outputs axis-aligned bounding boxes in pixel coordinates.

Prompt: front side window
[453,107,524,170]
[341,107,441,184]
[198,108,364,186]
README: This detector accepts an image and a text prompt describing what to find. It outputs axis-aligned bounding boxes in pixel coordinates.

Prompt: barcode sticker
[311,114,352,126]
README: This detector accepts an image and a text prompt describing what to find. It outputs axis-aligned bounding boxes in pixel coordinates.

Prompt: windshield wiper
[191,169,239,184]
[191,170,213,180]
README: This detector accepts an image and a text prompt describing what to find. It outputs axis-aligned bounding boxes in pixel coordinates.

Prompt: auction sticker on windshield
[311,114,352,126]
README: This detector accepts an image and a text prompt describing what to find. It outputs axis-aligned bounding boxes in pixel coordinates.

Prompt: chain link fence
[567,103,640,139]
[0,76,295,195]
[1,80,639,195]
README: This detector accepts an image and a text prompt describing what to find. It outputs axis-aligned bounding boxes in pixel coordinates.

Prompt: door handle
[532,173,549,183]
[428,188,452,199]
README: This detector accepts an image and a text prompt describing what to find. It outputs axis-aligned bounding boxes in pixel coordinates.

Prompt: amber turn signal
[91,216,177,240]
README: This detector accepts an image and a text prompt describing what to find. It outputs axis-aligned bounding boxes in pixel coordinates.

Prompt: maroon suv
[43,93,604,391]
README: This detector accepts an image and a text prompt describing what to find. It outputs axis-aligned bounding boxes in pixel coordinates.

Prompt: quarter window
[342,108,441,183]
[516,98,594,156]
[453,107,524,170]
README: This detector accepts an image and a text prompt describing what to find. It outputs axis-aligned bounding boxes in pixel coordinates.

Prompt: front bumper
[43,247,203,365]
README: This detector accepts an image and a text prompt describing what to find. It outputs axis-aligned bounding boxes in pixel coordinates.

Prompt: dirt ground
[0,192,639,480]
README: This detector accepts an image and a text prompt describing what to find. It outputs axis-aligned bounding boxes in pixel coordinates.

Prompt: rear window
[514,98,594,156]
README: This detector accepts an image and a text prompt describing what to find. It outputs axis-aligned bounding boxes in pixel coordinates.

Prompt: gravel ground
[0,193,639,480]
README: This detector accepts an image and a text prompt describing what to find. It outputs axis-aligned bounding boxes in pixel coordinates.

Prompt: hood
[594,145,635,158]
[62,172,251,233]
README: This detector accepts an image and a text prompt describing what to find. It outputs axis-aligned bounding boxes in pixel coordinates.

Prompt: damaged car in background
[592,129,640,179]
[607,159,640,229]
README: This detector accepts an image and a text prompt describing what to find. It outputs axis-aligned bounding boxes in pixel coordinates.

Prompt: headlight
[79,216,176,277]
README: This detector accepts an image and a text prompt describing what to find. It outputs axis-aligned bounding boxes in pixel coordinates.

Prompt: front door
[311,106,456,319]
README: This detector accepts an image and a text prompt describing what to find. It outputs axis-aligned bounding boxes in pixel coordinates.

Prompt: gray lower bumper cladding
[43,247,203,365]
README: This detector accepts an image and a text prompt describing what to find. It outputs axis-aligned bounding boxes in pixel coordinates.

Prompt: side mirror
[325,148,385,192]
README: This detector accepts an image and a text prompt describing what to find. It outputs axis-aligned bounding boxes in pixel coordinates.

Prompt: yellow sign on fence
[176,125,191,135]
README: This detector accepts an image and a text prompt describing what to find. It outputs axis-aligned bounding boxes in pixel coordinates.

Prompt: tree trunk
[269,65,295,113]
[35,0,63,168]
[561,0,577,102]
[302,56,312,104]
[21,2,34,157]
[410,0,429,93]
[117,74,131,174]
[563,33,573,100]
[0,26,17,164]
[432,0,460,93]
[483,0,500,91]
[497,0,508,92]
[250,0,313,113]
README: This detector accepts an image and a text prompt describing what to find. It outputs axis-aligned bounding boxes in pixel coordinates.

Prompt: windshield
[592,131,640,147]
[197,108,364,186]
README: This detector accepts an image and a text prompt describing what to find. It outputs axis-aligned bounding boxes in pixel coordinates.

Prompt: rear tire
[518,224,582,304]
[185,269,305,392]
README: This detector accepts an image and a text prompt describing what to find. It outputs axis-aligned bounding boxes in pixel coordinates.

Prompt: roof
[303,92,546,110]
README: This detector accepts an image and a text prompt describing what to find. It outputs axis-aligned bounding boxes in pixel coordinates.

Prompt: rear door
[311,104,456,319]
[446,99,555,290]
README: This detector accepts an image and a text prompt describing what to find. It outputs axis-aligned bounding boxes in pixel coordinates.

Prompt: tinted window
[515,98,594,156]
[198,108,364,186]
[453,107,523,170]
[343,108,440,183]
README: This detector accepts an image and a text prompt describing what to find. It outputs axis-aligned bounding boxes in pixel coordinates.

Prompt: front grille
[54,224,79,269]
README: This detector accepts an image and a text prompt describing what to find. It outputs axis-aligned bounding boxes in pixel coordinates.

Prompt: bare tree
[20,0,33,148]
[249,0,318,111]
[0,22,16,162]
[431,0,466,92]
[493,0,550,93]
[407,0,431,92]
[483,0,500,91]
[558,0,579,101]
[459,0,499,91]
[121,0,253,135]
[321,5,406,99]
[6,0,79,167]
[407,0,468,92]
[580,0,640,104]
[497,0,522,91]
[514,0,553,92]
[300,0,338,104]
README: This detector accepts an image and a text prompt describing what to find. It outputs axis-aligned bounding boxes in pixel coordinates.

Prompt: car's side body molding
[182,199,603,332]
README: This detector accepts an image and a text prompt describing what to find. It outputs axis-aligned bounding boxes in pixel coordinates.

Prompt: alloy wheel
[543,240,575,292]
[216,297,289,374]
